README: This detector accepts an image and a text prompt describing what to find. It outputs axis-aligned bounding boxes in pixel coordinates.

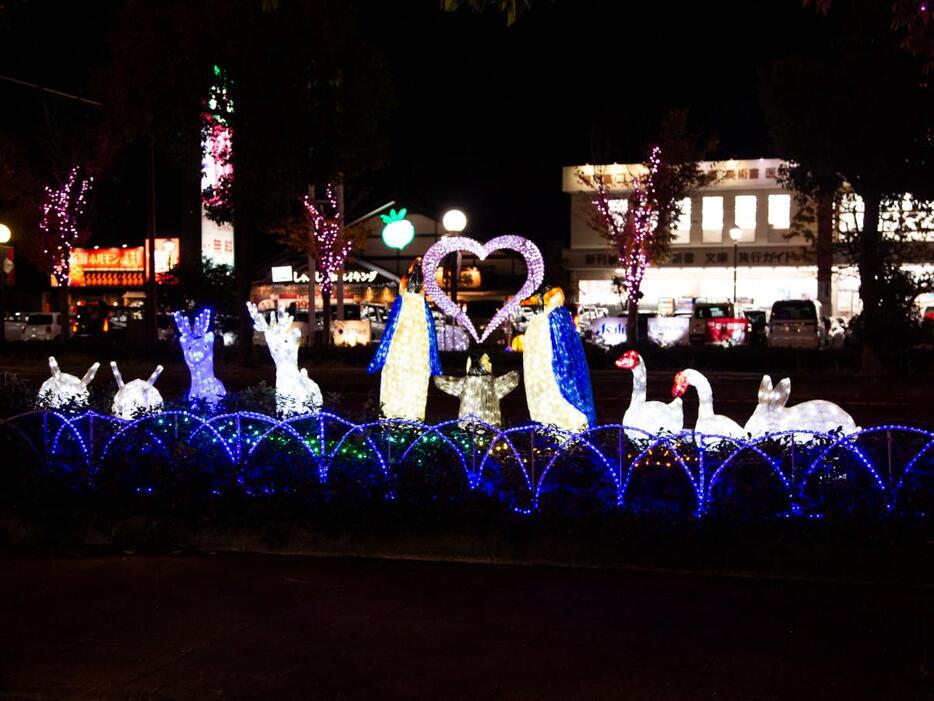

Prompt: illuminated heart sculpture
[422,235,544,343]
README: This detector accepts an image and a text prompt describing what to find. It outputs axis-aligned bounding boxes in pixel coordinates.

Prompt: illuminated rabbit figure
[434,352,519,427]
[367,259,441,421]
[616,350,683,439]
[37,356,100,409]
[246,302,322,417]
[744,375,859,439]
[173,308,226,408]
[111,362,164,419]
[522,286,596,432]
[672,369,743,445]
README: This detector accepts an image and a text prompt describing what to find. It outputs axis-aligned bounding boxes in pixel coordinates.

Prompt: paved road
[0,553,930,699]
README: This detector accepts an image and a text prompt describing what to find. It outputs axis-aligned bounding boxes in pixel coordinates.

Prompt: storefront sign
[648,316,690,347]
[68,239,180,287]
[271,265,293,283]
[591,316,627,347]
[292,270,379,285]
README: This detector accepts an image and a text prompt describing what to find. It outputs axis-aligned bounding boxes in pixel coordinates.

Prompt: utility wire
[0,73,102,108]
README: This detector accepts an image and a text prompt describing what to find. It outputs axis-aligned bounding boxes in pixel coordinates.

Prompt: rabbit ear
[81,362,100,386]
[774,378,791,407]
[147,365,164,386]
[49,356,62,379]
[757,375,772,403]
[110,361,124,389]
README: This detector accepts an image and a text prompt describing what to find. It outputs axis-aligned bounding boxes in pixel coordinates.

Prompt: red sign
[69,239,179,287]
[706,318,748,345]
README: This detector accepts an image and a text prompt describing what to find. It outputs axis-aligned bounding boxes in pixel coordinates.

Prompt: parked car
[689,302,735,345]
[768,299,824,348]
[23,312,63,341]
[3,311,27,341]
[744,309,769,345]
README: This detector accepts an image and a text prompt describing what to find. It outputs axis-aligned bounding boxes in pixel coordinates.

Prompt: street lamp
[442,209,467,303]
[0,223,12,344]
[728,225,743,308]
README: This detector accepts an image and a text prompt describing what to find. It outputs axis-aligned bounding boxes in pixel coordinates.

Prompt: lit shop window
[702,196,723,242]
[768,194,792,230]
[836,193,863,233]
[672,198,691,244]
[734,195,757,241]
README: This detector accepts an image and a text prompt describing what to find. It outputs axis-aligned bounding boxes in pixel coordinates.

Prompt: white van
[768,300,823,348]
[23,312,64,341]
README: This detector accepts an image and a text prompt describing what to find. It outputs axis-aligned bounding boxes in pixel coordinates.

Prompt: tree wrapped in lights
[580,112,713,342]
[201,65,234,225]
[302,184,353,345]
[39,166,93,287]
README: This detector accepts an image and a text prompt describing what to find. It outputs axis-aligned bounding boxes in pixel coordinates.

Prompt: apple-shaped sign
[380,208,415,251]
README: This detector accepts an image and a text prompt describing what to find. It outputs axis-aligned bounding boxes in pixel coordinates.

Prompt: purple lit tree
[39,166,94,287]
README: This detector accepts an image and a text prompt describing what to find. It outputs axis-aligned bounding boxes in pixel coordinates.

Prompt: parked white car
[768,300,824,349]
[23,312,63,341]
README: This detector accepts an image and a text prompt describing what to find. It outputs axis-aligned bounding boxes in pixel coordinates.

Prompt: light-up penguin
[173,308,226,408]
[521,286,596,432]
[367,258,441,422]
[247,302,322,418]
[110,362,164,420]
[36,356,100,410]
[434,351,519,427]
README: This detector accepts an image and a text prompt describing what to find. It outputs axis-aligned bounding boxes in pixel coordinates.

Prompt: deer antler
[173,311,192,340]
[194,308,212,337]
[246,302,268,332]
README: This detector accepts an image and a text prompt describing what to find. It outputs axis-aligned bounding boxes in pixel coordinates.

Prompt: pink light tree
[39,166,94,288]
[581,124,713,343]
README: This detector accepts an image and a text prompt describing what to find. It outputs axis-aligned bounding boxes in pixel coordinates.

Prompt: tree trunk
[626,291,639,344]
[307,252,316,347]
[816,190,834,314]
[857,189,883,373]
[322,285,332,347]
[234,207,254,364]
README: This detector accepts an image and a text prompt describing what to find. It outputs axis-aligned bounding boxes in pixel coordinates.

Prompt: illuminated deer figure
[173,308,226,408]
[110,362,164,420]
[37,356,100,409]
[247,302,322,417]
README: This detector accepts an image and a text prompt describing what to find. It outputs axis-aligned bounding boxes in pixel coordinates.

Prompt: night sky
[1,0,831,264]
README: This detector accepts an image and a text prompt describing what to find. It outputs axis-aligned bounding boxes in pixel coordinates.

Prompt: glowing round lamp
[728,225,743,242]
[442,209,467,233]
[380,208,415,250]
[0,224,11,244]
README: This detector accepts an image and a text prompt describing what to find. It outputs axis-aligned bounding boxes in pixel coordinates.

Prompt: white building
[563,158,862,316]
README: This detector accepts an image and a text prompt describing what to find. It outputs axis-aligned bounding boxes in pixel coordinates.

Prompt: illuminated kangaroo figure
[37,356,100,409]
[173,308,226,408]
[111,362,164,420]
[247,302,322,417]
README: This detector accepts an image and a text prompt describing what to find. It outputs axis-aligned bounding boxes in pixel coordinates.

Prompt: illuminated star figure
[522,286,596,432]
[37,356,100,410]
[173,308,226,409]
[367,259,441,422]
[434,352,519,427]
[110,362,164,420]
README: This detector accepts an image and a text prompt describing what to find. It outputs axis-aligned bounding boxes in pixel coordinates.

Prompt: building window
[672,198,691,244]
[608,198,628,230]
[768,194,791,229]
[734,195,757,242]
[702,196,723,242]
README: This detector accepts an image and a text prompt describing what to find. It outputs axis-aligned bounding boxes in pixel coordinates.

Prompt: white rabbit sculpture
[111,362,164,420]
[744,375,859,439]
[247,302,322,417]
[37,356,100,409]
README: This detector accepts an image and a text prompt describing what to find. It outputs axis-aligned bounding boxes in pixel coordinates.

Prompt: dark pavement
[0,553,931,699]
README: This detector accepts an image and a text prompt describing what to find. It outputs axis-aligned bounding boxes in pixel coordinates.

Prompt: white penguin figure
[522,286,596,433]
[367,258,441,422]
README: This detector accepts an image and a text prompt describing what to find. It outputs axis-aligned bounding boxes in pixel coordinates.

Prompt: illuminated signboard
[271,265,293,283]
[68,239,180,287]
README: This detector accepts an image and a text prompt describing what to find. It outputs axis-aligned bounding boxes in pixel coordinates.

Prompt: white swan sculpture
[672,369,744,445]
[616,350,683,439]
